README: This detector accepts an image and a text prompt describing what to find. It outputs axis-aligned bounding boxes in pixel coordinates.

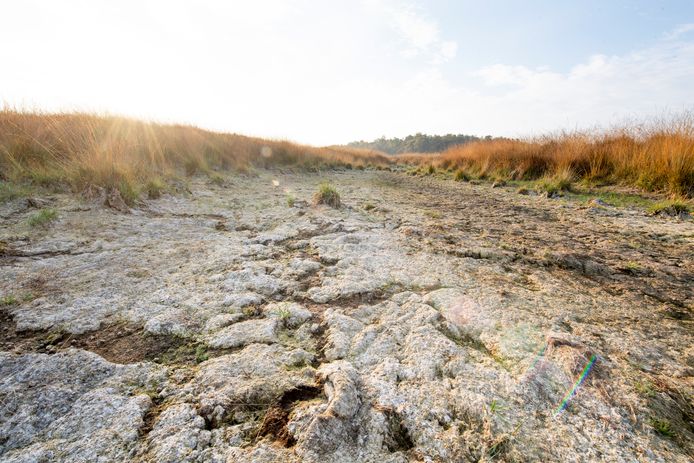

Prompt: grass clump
[536,177,572,196]
[117,180,139,206]
[286,193,296,207]
[313,182,341,208]
[28,208,58,227]
[208,172,226,186]
[0,182,30,203]
[194,345,209,364]
[146,178,166,199]
[0,294,18,306]
[649,417,676,438]
[634,380,656,397]
[648,199,691,216]
[454,169,470,182]
[535,168,574,195]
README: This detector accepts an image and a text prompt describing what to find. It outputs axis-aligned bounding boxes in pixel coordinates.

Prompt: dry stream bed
[0,170,692,462]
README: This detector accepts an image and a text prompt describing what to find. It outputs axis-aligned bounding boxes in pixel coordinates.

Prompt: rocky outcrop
[1,171,692,462]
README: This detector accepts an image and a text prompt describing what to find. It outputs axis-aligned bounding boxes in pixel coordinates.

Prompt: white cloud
[363,0,458,63]
[663,23,694,40]
[468,36,694,135]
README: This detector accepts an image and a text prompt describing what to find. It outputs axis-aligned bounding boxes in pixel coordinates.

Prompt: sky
[1,0,693,145]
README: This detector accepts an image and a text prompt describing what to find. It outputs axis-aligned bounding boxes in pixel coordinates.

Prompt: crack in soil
[256,384,324,447]
[0,313,221,365]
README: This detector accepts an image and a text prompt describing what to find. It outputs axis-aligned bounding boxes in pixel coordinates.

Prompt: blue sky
[432,1,694,71]
[1,0,693,144]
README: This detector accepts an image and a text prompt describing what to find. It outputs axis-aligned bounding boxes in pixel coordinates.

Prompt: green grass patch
[649,417,676,438]
[571,190,656,209]
[286,193,296,207]
[454,169,470,182]
[0,182,31,203]
[28,208,58,227]
[208,172,226,186]
[0,294,18,306]
[536,177,572,195]
[634,380,656,397]
[146,178,166,199]
[117,181,139,206]
[195,344,209,364]
[648,199,691,216]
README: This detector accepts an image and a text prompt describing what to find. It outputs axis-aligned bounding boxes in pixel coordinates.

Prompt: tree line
[346,133,492,154]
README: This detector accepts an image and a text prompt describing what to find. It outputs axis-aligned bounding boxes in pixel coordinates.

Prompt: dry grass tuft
[405,115,694,197]
[313,182,341,208]
[0,110,391,202]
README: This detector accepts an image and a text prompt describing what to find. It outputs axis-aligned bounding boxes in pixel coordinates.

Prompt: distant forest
[346,133,492,154]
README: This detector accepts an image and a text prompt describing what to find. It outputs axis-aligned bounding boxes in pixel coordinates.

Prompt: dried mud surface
[1,170,692,462]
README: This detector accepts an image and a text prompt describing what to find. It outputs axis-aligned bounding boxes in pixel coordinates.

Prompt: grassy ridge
[408,116,694,198]
[0,110,391,203]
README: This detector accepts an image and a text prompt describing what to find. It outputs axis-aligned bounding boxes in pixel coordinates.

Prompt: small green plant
[209,173,225,186]
[275,307,292,322]
[363,202,376,211]
[488,399,507,414]
[313,182,341,208]
[28,208,58,227]
[624,261,642,273]
[1,294,18,306]
[536,178,572,196]
[648,199,691,216]
[427,164,436,175]
[486,434,510,460]
[424,210,442,219]
[0,182,30,203]
[195,344,209,364]
[146,178,166,199]
[649,417,675,438]
[634,380,656,397]
[118,180,139,205]
[454,169,469,182]
[286,193,296,207]
[242,306,259,317]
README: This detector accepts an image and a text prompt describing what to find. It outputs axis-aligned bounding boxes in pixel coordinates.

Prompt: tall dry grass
[0,110,391,203]
[422,116,694,197]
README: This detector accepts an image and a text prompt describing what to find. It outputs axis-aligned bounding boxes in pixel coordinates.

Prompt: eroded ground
[1,170,692,462]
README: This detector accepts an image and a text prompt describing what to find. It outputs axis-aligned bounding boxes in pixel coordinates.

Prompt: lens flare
[522,343,547,380]
[261,146,272,158]
[553,354,597,418]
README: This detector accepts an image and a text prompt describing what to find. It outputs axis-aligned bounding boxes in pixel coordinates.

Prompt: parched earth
[0,170,692,462]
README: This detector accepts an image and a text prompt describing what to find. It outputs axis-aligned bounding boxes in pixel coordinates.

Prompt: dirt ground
[1,169,692,462]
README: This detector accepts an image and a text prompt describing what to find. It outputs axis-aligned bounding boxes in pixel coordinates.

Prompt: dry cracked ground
[1,170,692,462]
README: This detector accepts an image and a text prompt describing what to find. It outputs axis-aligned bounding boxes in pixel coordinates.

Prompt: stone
[206,318,279,348]
[222,266,286,297]
[203,313,245,333]
[222,292,263,308]
[263,302,313,328]
[0,349,165,462]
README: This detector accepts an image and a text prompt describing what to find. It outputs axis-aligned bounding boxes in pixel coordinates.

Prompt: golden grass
[0,110,391,203]
[407,116,694,197]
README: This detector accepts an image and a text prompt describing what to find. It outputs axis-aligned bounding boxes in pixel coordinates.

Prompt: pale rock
[206,318,279,348]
